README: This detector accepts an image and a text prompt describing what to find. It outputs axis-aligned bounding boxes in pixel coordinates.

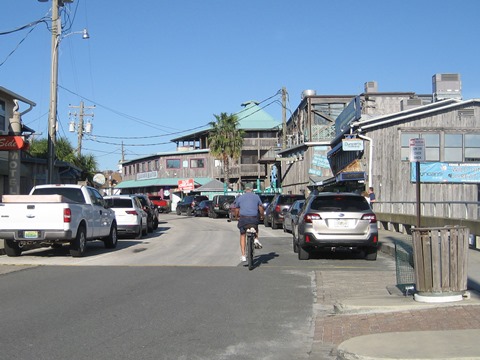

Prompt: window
[465,134,480,162]
[0,99,5,132]
[155,159,159,170]
[166,159,180,169]
[190,158,205,168]
[444,134,463,162]
[402,131,480,162]
[400,132,439,161]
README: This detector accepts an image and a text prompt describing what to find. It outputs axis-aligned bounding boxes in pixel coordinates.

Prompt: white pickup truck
[0,184,117,257]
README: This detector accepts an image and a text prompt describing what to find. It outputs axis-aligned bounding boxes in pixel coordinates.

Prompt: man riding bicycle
[233,186,264,262]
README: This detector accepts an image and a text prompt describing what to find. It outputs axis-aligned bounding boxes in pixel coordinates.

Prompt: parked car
[208,195,236,218]
[294,192,378,261]
[176,195,209,216]
[194,200,212,217]
[283,199,305,233]
[105,195,148,238]
[148,195,171,213]
[133,194,159,232]
[259,194,275,211]
[264,194,305,229]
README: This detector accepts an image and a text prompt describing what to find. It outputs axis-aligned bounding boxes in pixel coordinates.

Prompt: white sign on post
[409,138,425,162]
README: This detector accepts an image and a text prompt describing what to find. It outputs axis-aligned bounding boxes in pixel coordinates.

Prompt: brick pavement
[310,270,480,359]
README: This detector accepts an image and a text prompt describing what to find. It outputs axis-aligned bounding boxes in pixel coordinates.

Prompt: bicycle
[245,226,257,270]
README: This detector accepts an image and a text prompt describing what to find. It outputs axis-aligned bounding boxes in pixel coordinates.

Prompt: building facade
[116,100,281,199]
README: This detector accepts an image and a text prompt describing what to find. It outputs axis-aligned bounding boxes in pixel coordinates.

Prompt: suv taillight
[275,205,281,213]
[63,208,71,223]
[362,213,377,223]
[304,213,321,223]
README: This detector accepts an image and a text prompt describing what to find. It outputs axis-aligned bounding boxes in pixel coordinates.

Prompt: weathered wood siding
[367,103,480,218]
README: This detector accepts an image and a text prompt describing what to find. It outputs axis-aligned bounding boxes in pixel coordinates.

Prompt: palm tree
[209,112,244,190]
[27,137,98,182]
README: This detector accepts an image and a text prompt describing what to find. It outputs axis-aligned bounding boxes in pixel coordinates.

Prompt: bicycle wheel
[247,232,254,270]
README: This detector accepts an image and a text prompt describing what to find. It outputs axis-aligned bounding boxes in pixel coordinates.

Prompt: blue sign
[410,162,480,183]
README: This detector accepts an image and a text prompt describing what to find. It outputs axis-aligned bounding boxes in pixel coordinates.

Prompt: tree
[27,137,98,183]
[208,112,244,189]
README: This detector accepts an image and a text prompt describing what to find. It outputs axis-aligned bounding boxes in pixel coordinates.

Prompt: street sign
[409,138,425,162]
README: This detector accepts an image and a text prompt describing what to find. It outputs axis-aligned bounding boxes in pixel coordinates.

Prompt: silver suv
[294,192,378,260]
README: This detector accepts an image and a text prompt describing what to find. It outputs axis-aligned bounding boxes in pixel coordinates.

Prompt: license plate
[24,231,39,239]
[330,219,351,228]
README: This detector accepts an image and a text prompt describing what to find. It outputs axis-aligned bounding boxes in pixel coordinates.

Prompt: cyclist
[233,186,264,262]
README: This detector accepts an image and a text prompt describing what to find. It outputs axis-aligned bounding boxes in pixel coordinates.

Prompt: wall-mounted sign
[178,178,194,191]
[342,139,364,151]
[410,162,480,183]
[0,135,28,151]
[136,171,158,181]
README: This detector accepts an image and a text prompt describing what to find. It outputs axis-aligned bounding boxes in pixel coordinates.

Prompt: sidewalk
[311,229,480,360]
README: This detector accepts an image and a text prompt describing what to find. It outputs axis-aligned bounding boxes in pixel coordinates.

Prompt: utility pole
[47,0,60,183]
[69,101,95,156]
[282,87,287,149]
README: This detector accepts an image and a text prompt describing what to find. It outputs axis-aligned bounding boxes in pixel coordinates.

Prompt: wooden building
[116,100,281,196]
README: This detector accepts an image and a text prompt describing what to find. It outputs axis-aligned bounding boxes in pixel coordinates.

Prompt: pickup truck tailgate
[0,202,69,231]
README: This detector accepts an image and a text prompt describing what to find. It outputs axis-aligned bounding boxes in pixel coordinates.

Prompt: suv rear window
[214,195,235,203]
[110,198,134,208]
[310,196,370,212]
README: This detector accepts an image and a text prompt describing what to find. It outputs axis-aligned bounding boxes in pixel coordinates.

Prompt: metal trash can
[412,226,469,303]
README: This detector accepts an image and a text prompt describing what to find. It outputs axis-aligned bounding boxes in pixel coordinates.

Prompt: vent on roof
[432,73,462,102]
[301,89,316,99]
[364,81,378,93]
[401,98,423,111]
[458,109,475,119]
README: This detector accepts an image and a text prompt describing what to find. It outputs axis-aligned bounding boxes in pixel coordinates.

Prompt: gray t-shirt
[234,192,262,217]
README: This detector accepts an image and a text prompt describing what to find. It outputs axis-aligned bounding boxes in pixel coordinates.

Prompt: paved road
[0,213,396,360]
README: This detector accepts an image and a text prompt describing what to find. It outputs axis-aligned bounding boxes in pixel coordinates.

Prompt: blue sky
[2,0,480,170]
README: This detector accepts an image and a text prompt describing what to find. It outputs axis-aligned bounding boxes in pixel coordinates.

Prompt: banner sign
[410,162,480,183]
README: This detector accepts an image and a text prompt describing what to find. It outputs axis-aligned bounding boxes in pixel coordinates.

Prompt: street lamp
[40,0,88,183]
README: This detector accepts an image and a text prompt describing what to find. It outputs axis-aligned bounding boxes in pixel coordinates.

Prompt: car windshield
[310,196,370,212]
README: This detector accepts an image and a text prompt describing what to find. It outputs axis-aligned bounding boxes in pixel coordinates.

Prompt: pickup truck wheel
[104,223,118,249]
[70,226,87,257]
[4,239,22,257]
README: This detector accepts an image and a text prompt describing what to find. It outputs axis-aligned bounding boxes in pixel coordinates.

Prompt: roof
[236,100,281,130]
[115,177,214,189]
[331,98,474,145]
[170,100,280,142]
[121,148,210,165]
[195,179,226,192]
